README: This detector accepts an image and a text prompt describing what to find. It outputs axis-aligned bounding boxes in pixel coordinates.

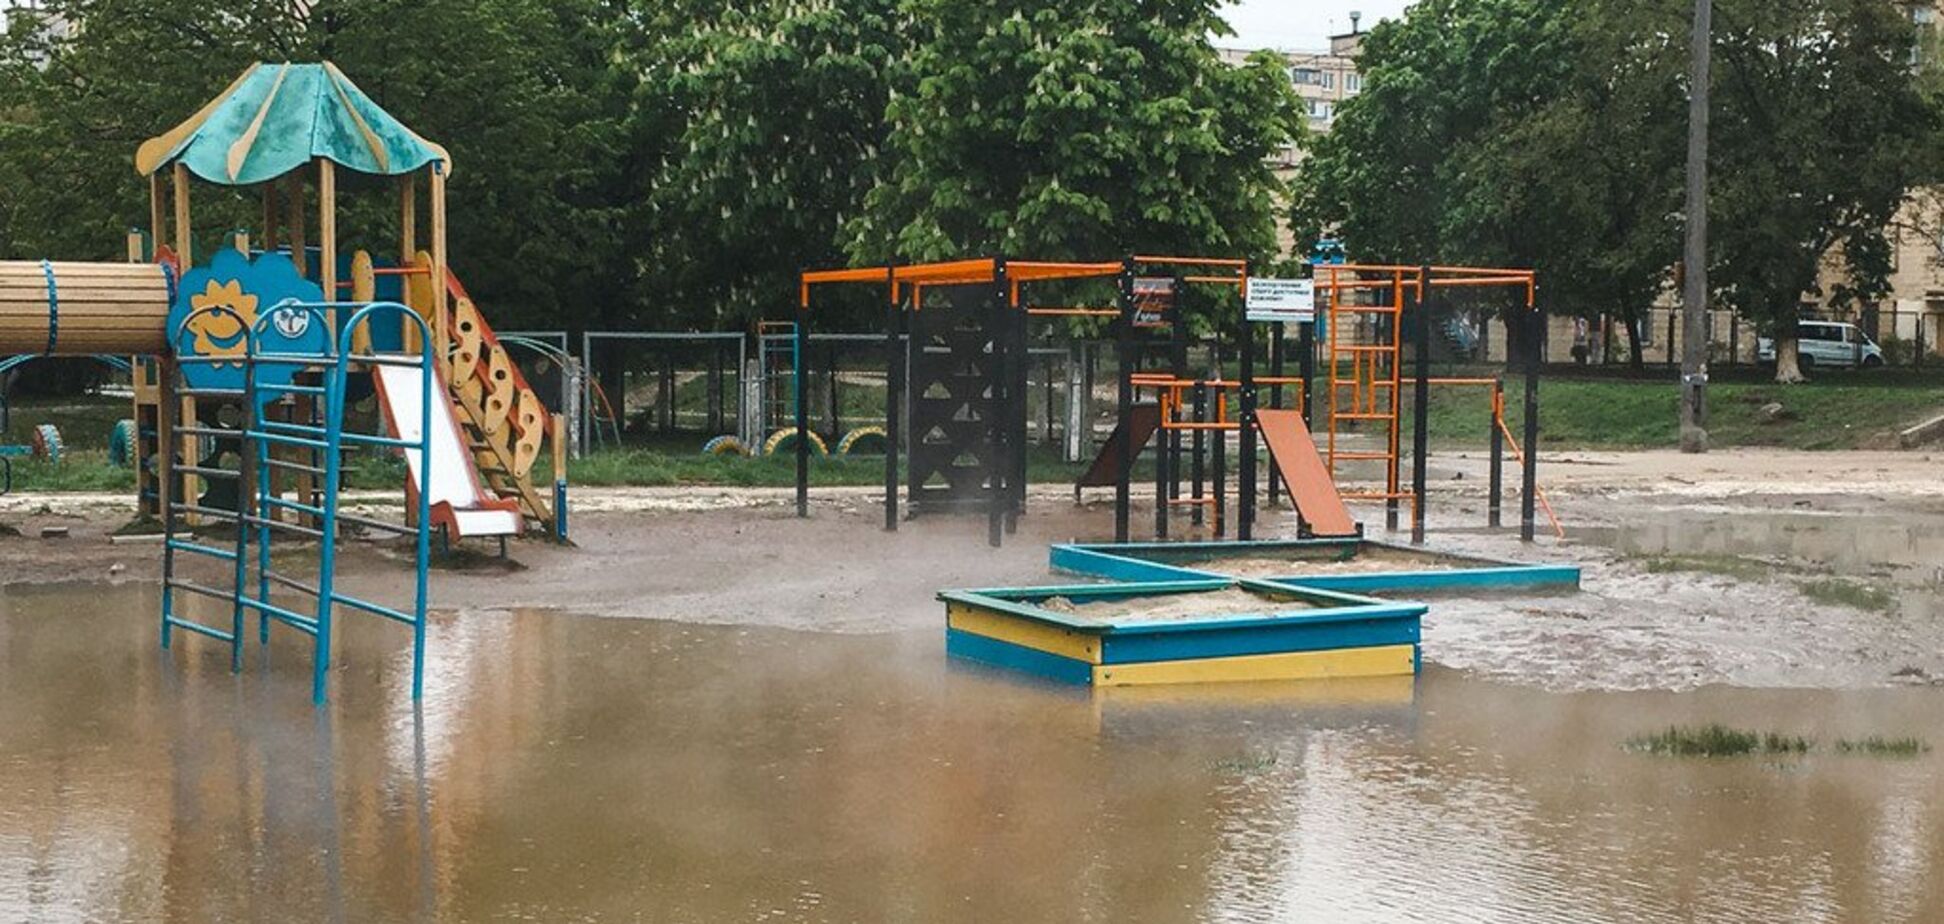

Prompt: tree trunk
[1624,306,1645,371]
[1775,335,1806,384]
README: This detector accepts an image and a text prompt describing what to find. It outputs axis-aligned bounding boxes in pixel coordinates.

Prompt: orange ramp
[1255,409,1358,537]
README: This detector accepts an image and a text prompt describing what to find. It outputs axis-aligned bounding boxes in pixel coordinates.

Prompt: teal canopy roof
[135,62,452,185]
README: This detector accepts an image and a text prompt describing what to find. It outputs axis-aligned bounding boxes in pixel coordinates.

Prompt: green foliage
[1709,0,1939,340]
[1835,736,1931,757]
[0,0,635,331]
[636,0,901,330]
[1294,0,1944,383]
[1292,0,1687,329]
[1798,578,1897,613]
[853,2,1301,279]
[1627,724,1811,757]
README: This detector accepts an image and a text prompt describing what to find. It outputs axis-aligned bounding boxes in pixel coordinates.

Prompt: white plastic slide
[371,359,523,538]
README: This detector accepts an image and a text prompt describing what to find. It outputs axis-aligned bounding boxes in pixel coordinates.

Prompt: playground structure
[1,62,573,701]
[791,256,1560,548]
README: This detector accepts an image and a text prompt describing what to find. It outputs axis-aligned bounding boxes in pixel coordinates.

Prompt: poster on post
[1132,277,1175,328]
[1245,278,1315,324]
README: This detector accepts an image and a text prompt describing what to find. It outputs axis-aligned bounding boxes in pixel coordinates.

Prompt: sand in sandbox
[1033,586,1317,624]
[1165,551,1469,579]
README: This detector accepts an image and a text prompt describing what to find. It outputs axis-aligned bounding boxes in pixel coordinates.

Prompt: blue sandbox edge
[1049,539,1580,595]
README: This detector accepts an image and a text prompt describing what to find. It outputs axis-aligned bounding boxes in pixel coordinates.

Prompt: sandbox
[941,578,1424,687]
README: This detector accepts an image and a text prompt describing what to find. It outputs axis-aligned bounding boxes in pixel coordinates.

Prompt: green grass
[1627,724,1813,757]
[1798,578,1897,613]
[1,451,135,493]
[1633,553,1779,581]
[1420,373,1944,451]
[1835,736,1932,757]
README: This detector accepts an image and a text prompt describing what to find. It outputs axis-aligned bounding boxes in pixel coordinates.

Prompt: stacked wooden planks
[0,261,172,356]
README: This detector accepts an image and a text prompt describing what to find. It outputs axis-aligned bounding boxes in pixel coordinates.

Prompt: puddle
[3,582,1943,922]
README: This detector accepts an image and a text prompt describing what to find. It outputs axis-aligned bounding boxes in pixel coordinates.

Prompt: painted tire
[30,424,62,464]
[108,419,137,468]
[701,435,752,457]
[835,426,889,456]
[762,428,828,457]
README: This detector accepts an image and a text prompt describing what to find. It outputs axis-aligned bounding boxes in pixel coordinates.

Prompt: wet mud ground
[5,467,1944,921]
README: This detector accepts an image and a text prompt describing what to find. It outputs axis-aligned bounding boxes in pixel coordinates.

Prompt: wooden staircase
[424,263,555,533]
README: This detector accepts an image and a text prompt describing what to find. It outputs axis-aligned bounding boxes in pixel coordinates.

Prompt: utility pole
[1680,0,1711,453]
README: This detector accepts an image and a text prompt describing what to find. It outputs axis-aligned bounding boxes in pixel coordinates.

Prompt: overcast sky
[1217,0,1413,51]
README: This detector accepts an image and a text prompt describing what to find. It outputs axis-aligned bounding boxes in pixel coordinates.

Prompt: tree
[1708,0,1940,382]
[852,0,1301,332]
[632,0,902,330]
[0,0,635,331]
[1290,0,1689,363]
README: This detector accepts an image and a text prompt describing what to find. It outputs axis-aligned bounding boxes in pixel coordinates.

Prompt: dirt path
[4,447,1942,691]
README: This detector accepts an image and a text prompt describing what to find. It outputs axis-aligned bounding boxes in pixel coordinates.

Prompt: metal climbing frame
[1316,264,1535,528]
[160,299,434,704]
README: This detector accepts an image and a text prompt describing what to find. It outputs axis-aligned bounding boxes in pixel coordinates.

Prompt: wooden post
[320,161,337,334]
[399,177,419,352]
[399,176,417,259]
[288,172,308,279]
[157,358,177,528]
[149,173,165,258]
[172,163,192,265]
[262,182,278,251]
[429,165,449,375]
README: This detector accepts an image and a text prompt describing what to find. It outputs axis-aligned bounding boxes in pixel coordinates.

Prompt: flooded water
[4,581,1943,922]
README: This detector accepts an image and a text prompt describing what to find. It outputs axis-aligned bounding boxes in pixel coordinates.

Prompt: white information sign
[1245,278,1315,323]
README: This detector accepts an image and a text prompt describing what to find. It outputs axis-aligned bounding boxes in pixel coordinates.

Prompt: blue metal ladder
[160,300,435,704]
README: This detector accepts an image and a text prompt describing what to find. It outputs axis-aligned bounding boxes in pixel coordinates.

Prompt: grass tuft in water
[1634,554,1777,582]
[1627,724,1811,757]
[1835,736,1931,757]
[1798,578,1896,613]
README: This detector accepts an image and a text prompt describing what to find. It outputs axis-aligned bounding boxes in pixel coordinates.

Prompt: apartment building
[1218,20,1366,166]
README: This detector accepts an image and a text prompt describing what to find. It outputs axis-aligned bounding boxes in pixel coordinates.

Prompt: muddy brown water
[3,579,1944,922]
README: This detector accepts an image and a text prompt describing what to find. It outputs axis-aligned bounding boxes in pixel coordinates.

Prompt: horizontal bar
[244,429,328,450]
[170,502,240,522]
[338,431,417,450]
[175,425,242,439]
[1329,451,1394,461]
[240,597,319,635]
[163,616,237,644]
[178,387,246,398]
[1183,275,1245,286]
[167,538,237,562]
[176,464,240,481]
[336,511,414,536]
[1164,498,1218,507]
[166,578,236,604]
[1133,255,1248,268]
[263,496,325,518]
[261,456,325,476]
[242,513,323,538]
[1160,422,1239,432]
[345,353,430,368]
[332,593,416,626]
[262,568,320,598]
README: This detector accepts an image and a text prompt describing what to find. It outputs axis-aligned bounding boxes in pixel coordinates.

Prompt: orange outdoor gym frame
[1315,263,1535,539]
[794,256,1247,546]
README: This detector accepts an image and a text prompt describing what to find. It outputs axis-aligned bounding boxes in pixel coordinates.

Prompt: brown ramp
[1255,409,1358,537]
[1076,403,1161,489]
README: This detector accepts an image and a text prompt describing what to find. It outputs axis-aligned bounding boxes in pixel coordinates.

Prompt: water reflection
[1,585,1941,922]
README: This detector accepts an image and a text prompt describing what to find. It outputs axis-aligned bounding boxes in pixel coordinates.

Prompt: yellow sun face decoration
[184,279,260,368]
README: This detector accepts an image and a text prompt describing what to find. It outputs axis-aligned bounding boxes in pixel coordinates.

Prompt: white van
[1757,321,1884,369]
